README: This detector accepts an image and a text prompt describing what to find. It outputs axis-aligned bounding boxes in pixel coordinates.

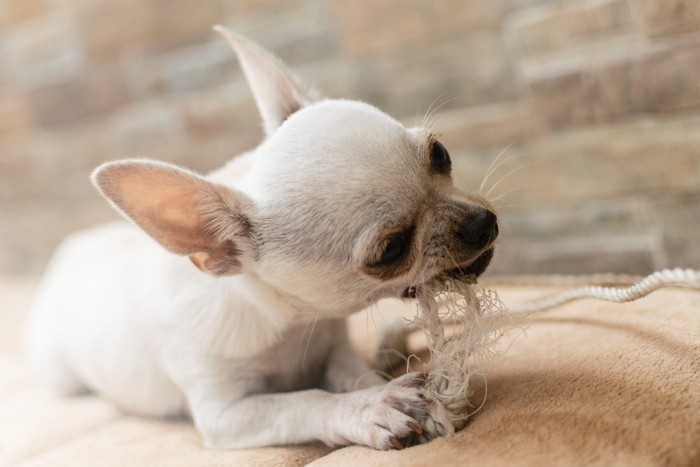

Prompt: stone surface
[508,0,635,61]
[0,0,45,24]
[26,63,132,127]
[0,87,33,137]
[490,233,661,275]
[179,85,262,155]
[0,137,37,200]
[637,41,700,112]
[341,31,517,117]
[658,195,700,269]
[5,10,84,88]
[522,114,700,202]
[78,0,152,58]
[435,101,539,150]
[1,0,700,275]
[489,197,663,275]
[637,0,700,38]
[79,0,223,58]
[527,38,700,128]
[331,0,505,57]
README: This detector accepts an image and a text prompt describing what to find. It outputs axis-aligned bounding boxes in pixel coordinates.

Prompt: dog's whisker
[483,162,538,198]
[442,245,462,271]
[301,308,322,369]
[468,182,482,196]
[479,152,531,196]
[426,96,462,137]
[299,309,317,345]
[490,184,531,204]
[478,142,515,194]
[421,93,446,127]
[496,203,534,211]
[423,95,463,132]
[421,92,452,129]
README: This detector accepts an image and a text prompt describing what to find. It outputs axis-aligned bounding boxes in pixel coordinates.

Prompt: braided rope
[505,268,700,315]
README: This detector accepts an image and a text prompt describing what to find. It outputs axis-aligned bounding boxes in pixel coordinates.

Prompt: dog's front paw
[412,389,459,445]
[347,372,431,450]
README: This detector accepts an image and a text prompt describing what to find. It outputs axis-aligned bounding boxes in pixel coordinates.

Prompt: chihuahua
[27,27,498,450]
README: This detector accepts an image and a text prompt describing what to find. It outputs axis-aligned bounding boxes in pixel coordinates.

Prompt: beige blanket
[2,277,698,466]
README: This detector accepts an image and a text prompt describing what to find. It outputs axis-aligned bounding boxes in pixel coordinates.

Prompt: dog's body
[28,29,498,450]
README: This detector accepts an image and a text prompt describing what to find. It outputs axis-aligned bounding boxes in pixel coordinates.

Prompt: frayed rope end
[408,276,512,437]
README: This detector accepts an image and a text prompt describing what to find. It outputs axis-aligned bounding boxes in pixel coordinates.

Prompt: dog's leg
[323,340,387,392]
[195,372,428,450]
[322,320,386,392]
[373,318,414,375]
[171,352,428,450]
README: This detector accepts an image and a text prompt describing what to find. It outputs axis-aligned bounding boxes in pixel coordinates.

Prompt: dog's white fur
[27,28,498,450]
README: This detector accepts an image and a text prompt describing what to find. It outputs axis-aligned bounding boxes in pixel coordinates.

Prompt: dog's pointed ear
[92,160,255,276]
[214,25,317,136]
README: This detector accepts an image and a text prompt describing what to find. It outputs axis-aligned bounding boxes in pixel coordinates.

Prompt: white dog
[28,27,498,450]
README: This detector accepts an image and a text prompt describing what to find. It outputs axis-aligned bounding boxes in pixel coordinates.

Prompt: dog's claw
[408,421,423,434]
[390,437,404,450]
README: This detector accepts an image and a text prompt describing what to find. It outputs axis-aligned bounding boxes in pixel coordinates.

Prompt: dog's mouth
[401,247,494,299]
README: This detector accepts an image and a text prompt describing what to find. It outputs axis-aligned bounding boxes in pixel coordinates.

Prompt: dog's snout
[457,209,498,250]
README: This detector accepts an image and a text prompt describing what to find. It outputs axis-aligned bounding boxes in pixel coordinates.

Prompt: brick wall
[0,0,698,275]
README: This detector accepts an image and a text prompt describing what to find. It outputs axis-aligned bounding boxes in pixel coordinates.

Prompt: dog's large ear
[92,160,255,276]
[215,26,316,136]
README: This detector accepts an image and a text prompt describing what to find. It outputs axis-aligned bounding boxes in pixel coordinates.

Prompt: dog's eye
[430,140,451,173]
[376,231,411,266]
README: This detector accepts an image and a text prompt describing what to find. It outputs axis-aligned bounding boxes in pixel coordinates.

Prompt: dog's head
[93,28,498,318]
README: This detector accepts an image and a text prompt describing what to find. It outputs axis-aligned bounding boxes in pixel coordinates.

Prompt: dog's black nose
[458,209,498,250]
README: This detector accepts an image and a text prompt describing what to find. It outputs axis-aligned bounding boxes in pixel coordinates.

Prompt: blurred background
[0,0,699,278]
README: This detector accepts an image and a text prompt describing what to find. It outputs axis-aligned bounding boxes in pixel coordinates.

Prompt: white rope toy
[411,268,700,442]
[507,268,700,315]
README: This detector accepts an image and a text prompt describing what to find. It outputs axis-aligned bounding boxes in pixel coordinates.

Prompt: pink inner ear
[94,161,252,275]
[95,161,227,265]
[99,164,210,254]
